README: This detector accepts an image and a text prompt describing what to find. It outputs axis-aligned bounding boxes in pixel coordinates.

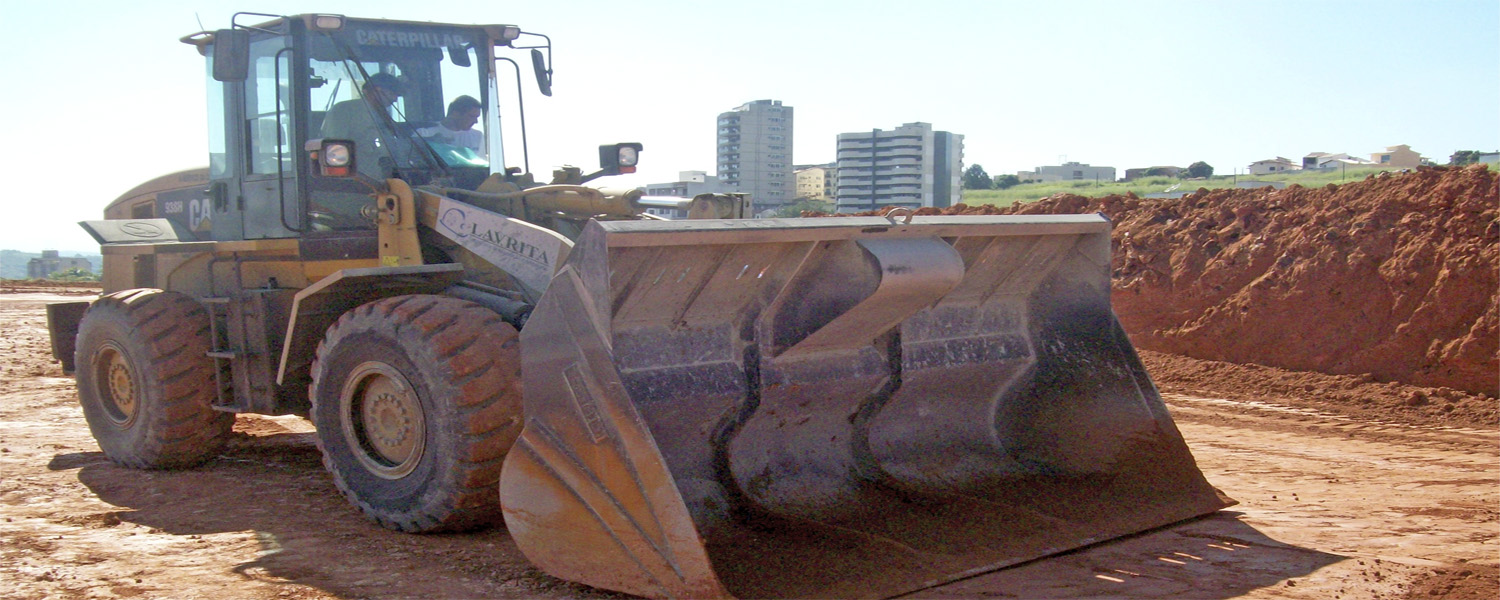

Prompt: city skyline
[2,0,1496,252]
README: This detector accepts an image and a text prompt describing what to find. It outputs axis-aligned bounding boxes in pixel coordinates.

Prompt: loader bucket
[500,214,1233,599]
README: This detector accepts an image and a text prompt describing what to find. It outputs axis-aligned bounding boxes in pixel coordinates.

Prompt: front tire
[74,289,233,469]
[310,295,524,533]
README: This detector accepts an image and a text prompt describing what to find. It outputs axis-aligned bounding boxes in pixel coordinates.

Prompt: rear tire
[74,289,233,469]
[310,295,524,532]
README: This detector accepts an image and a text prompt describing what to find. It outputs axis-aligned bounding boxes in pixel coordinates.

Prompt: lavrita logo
[435,198,567,298]
[439,208,551,268]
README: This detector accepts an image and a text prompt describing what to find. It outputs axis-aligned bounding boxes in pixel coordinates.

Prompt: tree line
[1448,150,1493,166]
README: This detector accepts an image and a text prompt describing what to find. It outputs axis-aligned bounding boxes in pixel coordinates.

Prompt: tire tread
[310,295,523,533]
[76,290,233,469]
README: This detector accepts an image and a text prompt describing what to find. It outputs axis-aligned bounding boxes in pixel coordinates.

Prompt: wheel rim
[93,342,137,427]
[340,361,425,480]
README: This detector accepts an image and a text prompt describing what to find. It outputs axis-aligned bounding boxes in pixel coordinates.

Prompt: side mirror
[212,29,250,82]
[530,49,552,97]
[448,45,471,68]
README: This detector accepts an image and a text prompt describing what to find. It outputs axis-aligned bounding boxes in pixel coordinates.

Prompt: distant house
[1323,156,1378,168]
[1247,157,1300,175]
[1024,161,1116,183]
[1369,144,1424,168]
[1303,152,1375,170]
[1123,166,1181,180]
[27,250,91,279]
[1479,152,1500,165]
[1302,152,1334,169]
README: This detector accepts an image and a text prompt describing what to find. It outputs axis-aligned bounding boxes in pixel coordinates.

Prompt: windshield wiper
[325,34,454,181]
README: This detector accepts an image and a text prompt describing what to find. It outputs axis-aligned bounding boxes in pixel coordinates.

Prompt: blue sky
[2,0,1496,253]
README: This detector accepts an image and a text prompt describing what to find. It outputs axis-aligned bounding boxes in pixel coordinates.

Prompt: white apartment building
[834,122,963,212]
[717,100,794,214]
[641,171,732,198]
[638,171,735,219]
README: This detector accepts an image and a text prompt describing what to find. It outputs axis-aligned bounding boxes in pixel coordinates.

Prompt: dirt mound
[818,165,1498,395]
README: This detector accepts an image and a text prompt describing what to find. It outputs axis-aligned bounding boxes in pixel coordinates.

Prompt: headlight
[323,142,352,167]
[307,138,356,177]
[599,143,643,176]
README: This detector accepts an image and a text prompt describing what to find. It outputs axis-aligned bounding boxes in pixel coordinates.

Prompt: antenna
[195,12,206,31]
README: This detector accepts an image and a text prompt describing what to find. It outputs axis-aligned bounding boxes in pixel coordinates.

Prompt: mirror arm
[495,57,532,176]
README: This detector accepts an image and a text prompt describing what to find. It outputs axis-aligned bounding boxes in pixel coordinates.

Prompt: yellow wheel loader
[45,12,1231,599]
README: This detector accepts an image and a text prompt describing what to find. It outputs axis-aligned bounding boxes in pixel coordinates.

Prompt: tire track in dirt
[910,393,1496,599]
[1166,393,1497,599]
[1168,393,1498,456]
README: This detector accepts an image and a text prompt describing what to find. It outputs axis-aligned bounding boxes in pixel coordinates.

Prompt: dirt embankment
[842,165,1497,396]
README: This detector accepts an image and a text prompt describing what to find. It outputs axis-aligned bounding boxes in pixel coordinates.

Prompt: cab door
[239,33,301,239]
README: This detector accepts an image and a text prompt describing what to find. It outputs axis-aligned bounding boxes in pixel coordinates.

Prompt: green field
[961,165,1411,207]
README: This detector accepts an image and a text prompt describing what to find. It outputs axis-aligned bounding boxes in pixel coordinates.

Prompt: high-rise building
[716,100,793,214]
[834,122,963,212]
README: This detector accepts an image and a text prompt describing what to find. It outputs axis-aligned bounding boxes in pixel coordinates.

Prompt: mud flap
[500,215,1234,599]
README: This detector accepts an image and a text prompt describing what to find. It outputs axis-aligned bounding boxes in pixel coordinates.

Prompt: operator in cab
[418,95,485,158]
[319,72,403,177]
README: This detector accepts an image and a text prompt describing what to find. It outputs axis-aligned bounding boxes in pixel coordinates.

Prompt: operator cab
[181,13,542,244]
